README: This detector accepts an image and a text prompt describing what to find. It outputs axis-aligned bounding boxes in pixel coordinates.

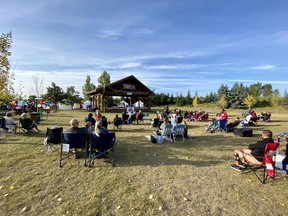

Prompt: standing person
[218,109,228,131]
[230,129,274,171]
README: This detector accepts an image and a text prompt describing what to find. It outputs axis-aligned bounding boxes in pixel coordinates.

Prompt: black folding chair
[87,132,116,167]
[45,127,63,155]
[0,118,9,134]
[60,131,88,167]
[19,118,35,134]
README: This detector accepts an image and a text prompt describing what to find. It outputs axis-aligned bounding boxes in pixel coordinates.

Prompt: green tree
[244,94,257,109]
[262,83,273,98]
[186,90,192,106]
[43,82,65,111]
[97,70,111,88]
[0,32,14,102]
[82,75,96,100]
[283,89,288,105]
[229,82,247,108]
[248,82,262,98]
[65,86,82,109]
[270,90,281,113]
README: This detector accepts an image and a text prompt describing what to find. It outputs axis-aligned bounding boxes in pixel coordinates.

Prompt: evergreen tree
[186,90,192,106]
[82,75,96,100]
[97,70,111,88]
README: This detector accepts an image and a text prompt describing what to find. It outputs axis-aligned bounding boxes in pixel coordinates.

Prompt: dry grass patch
[0,108,288,215]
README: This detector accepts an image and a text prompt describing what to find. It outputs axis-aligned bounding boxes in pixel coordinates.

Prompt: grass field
[0,107,288,216]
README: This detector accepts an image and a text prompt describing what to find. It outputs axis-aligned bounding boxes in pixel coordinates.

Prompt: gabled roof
[87,75,154,97]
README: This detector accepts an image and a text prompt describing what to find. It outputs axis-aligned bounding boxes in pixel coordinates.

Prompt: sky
[1,0,288,98]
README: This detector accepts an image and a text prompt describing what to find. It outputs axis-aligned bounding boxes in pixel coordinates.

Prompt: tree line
[1,32,288,110]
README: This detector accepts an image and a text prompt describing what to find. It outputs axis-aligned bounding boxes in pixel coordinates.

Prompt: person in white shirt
[4,112,17,133]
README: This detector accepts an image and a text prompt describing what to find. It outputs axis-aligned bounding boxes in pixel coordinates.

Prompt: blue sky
[1,0,288,98]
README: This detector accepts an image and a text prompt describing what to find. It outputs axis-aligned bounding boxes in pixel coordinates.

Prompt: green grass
[1,107,288,215]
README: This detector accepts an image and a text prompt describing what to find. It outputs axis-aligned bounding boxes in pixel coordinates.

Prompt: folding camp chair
[59,131,88,167]
[87,132,116,167]
[44,127,63,155]
[0,118,9,134]
[173,124,185,143]
[19,118,36,134]
[242,142,280,184]
[162,124,173,142]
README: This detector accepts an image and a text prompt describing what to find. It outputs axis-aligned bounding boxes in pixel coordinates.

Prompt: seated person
[65,119,87,157]
[94,119,109,137]
[128,112,136,124]
[20,113,39,132]
[122,110,129,124]
[84,113,96,127]
[157,117,170,136]
[136,110,144,124]
[230,129,274,171]
[205,118,219,132]
[99,116,108,129]
[4,111,17,133]
[113,114,122,129]
[85,122,94,134]
[279,135,288,174]
[94,110,102,121]
[65,118,81,132]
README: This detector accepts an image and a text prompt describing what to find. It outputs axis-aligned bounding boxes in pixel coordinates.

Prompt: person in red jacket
[218,109,228,131]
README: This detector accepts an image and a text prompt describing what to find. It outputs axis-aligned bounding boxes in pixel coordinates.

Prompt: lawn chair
[242,142,280,184]
[44,127,63,155]
[173,124,185,143]
[161,124,173,142]
[87,132,116,167]
[59,131,88,167]
[0,118,9,134]
[19,118,36,134]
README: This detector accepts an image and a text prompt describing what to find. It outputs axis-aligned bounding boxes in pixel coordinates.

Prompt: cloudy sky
[1,0,288,98]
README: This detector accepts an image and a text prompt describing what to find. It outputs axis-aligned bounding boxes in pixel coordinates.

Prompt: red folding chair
[242,142,279,184]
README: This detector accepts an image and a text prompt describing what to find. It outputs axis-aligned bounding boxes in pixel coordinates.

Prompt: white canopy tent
[134,100,144,108]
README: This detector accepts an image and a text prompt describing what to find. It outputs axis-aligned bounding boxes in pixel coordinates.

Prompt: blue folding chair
[60,130,88,167]
[88,132,116,167]
[173,124,185,143]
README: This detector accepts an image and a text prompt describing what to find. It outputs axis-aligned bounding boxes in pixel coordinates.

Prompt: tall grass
[0,108,288,215]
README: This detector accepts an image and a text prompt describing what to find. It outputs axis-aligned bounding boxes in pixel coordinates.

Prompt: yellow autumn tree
[218,95,228,109]
[192,96,198,107]
[244,94,256,109]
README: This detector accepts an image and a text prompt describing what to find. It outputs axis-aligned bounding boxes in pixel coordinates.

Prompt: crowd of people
[3,103,287,175]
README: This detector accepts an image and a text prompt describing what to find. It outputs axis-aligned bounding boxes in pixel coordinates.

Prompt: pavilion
[87,75,154,113]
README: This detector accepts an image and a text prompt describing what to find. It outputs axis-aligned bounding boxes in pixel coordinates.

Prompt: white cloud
[250,65,276,70]
[94,30,122,40]
[133,28,154,36]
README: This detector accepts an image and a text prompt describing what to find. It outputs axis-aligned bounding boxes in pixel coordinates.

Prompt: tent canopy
[134,100,144,107]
